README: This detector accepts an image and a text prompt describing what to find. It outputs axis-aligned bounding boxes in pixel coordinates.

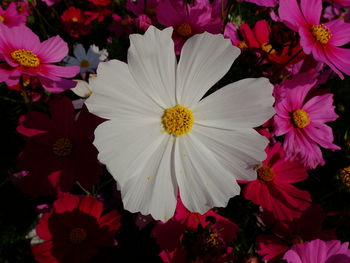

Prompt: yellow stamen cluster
[292,109,310,129]
[11,49,40,68]
[177,23,192,37]
[0,15,4,22]
[311,24,332,44]
[162,105,194,137]
[52,137,73,157]
[261,43,275,54]
[69,227,87,245]
[206,232,219,247]
[339,166,350,188]
[238,41,248,50]
[71,17,78,22]
[257,165,274,182]
[80,59,90,68]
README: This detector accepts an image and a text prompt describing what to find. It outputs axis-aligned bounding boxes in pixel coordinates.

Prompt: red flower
[152,198,239,263]
[32,193,121,263]
[256,205,336,262]
[61,7,90,38]
[243,142,311,221]
[240,20,304,66]
[17,97,103,196]
[88,0,111,6]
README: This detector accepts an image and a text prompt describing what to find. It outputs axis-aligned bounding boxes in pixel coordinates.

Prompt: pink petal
[325,45,350,76]
[37,35,69,63]
[327,19,350,47]
[253,20,270,44]
[279,0,308,31]
[300,0,322,25]
[303,94,338,123]
[240,23,260,48]
[304,123,340,150]
[273,114,292,137]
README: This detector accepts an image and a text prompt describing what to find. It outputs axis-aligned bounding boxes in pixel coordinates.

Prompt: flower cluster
[0,0,349,262]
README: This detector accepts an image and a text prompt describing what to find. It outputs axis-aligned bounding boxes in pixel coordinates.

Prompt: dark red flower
[61,7,91,38]
[17,97,103,196]
[152,198,239,263]
[32,193,121,263]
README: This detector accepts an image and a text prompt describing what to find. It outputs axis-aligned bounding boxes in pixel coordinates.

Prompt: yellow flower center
[311,24,332,44]
[206,232,219,247]
[238,41,248,50]
[177,23,192,37]
[71,17,78,22]
[162,105,194,137]
[52,137,73,157]
[290,235,304,245]
[257,165,274,182]
[69,227,87,245]
[11,49,40,68]
[0,15,4,22]
[339,166,350,188]
[292,109,310,128]
[261,43,275,54]
[80,59,90,68]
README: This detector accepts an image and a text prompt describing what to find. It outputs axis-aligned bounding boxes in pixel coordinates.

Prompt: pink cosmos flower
[279,0,350,79]
[156,0,222,54]
[0,2,27,27]
[256,205,337,262]
[274,73,340,169]
[283,239,350,263]
[243,142,311,221]
[16,97,103,196]
[152,198,239,263]
[32,193,121,263]
[0,25,79,92]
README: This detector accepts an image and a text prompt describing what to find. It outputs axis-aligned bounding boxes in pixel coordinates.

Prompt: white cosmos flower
[85,26,274,221]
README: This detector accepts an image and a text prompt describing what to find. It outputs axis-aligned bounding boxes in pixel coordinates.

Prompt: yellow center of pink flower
[177,23,192,37]
[261,43,275,54]
[80,59,90,68]
[52,138,73,157]
[11,49,40,68]
[311,24,332,44]
[162,105,194,137]
[0,15,4,22]
[257,165,274,182]
[292,109,310,128]
[69,227,87,245]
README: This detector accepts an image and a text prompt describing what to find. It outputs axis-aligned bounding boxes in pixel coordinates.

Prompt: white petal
[176,32,240,107]
[71,79,91,98]
[174,134,241,214]
[85,59,162,120]
[191,124,268,181]
[194,78,274,129]
[122,136,177,222]
[128,26,177,108]
[73,44,87,61]
[94,119,177,221]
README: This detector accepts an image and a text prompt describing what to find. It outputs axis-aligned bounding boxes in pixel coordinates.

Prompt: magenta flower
[243,142,311,221]
[279,0,350,79]
[0,2,27,27]
[0,25,79,92]
[156,0,222,54]
[274,74,340,169]
[283,239,350,263]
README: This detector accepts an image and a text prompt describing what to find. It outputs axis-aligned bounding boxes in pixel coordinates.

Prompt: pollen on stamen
[292,109,310,129]
[11,49,40,68]
[311,24,332,44]
[176,23,192,37]
[162,104,194,137]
